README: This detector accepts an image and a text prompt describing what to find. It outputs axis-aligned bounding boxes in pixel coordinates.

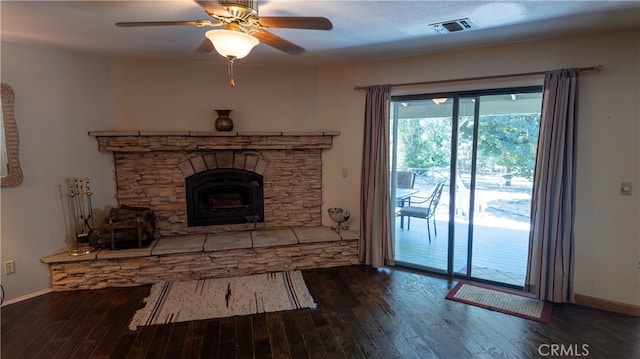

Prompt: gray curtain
[525,68,578,303]
[359,84,393,267]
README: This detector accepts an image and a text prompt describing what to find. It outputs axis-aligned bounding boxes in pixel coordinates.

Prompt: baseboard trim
[574,293,640,317]
[1,288,52,307]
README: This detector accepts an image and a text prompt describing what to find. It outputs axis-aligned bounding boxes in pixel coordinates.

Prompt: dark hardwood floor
[2,265,639,358]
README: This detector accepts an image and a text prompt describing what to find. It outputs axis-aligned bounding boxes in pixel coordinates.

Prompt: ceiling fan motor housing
[219,0,258,20]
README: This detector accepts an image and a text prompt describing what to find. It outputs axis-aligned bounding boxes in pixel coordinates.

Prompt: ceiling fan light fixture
[205,29,259,59]
[432,98,448,105]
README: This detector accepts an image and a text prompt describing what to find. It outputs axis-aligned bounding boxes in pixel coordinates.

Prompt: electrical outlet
[3,260,16,274]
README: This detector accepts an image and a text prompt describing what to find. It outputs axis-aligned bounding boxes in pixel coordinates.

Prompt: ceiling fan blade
[195,1,231,17]
[253,30,305,55]
[256,17,332,30]
[116,20,213,27]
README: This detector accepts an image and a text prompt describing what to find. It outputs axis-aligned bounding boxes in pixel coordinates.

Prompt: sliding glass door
[391,87,542,287]
[391,97,453,273]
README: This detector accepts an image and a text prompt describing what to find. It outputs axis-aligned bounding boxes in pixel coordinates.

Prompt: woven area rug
[446,281,552,323]
[129,271,316,330]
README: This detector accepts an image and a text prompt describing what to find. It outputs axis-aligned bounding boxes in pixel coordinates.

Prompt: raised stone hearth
[42,227,359,291]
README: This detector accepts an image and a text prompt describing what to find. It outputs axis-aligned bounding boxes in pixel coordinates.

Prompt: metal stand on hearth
[69,178,98,256]
[328,208,350,233]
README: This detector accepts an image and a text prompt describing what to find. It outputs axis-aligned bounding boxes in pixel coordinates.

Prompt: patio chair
[397,171,416,189]
[395,171,416,207]
[398,179,447,242]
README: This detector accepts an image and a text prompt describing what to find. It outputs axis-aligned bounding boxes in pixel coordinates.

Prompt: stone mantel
[89,130,340,152]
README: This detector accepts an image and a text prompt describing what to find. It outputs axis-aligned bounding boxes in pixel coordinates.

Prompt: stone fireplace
[41,131,360,292]
[91,131,340,236]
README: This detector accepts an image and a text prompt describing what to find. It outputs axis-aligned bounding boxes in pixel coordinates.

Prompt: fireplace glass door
[186,169,264,226]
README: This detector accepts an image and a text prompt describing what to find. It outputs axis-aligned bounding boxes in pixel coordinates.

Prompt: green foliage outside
[397,114,540,183]
[397,117,451,169]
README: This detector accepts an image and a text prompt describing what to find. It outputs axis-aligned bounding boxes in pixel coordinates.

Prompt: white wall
[0,42,116,302]
[3,28,638,307]
[110,58,322,132]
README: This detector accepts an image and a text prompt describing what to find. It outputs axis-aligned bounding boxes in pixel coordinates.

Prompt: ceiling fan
[116,0,333,86]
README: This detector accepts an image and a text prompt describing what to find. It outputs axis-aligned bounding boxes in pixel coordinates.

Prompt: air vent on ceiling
[430,18,476,34]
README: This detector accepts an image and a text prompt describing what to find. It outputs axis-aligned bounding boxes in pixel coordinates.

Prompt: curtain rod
[353,65,604,91]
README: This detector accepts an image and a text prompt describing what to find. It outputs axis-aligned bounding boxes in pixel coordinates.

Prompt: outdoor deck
[393,191,530,287]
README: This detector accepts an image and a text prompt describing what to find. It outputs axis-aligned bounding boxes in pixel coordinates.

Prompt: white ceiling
[2,1,640,66]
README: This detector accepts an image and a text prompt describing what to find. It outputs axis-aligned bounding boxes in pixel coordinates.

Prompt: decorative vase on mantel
[214,109,234,131]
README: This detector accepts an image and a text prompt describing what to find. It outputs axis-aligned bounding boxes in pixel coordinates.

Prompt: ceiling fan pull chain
[227,55,237,87]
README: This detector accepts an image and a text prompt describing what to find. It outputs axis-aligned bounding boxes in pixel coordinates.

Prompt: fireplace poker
[70,180,81,238]
[81,178,96,235]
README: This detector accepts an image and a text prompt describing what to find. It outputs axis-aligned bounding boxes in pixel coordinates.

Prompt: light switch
[621,182,632,195]
[341,168,348,178]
